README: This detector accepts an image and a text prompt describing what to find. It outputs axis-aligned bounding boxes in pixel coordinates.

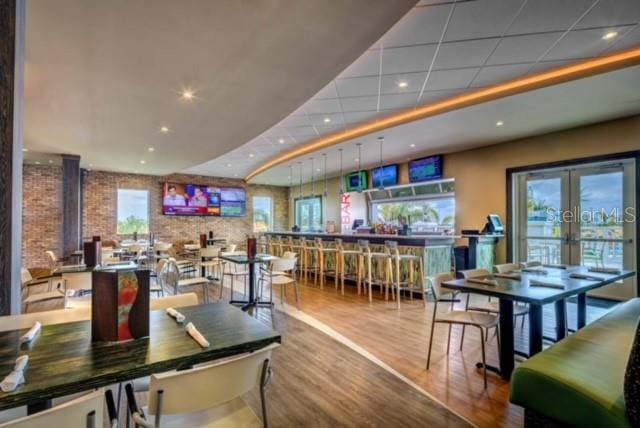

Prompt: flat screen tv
[372,164,399,188]
[162,183,246,217]
[345,171,368,192]
[408,155,443,183]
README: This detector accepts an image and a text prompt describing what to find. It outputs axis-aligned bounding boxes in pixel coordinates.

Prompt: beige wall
[288,115,640,263]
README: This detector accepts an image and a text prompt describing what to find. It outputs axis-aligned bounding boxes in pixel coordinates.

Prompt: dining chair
[150,259,167,297]
[125,343,279,428]
[259,257,299,308]
[199,247,222,279]
[150,292,199,310]
[22,270,65,313]
[0,307,91,332]
[494,263,520,274]
[221,251,249,301]
[62,272,92,309]
[0,389,114,428]
[162,260,212,304]
[426,272,499,388]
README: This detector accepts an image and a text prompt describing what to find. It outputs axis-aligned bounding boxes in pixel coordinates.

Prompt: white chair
[426,272,499,388]
[22,270,65,312]
[45,250,63,270]
[221,251,249,301]
[494,263,520,274]
[162,260,212,303]
[0,389,114,428]
[151,259,167,297]
[125,344,279,428]
[200,247,223,279]
[259,257,299,308]
[62,272,92,309]
[0,307,91,332]
[150,292,199,311]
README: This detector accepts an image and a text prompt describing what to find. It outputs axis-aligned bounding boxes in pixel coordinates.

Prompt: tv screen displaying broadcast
[162,183,246,217]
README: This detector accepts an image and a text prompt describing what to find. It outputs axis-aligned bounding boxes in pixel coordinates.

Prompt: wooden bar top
[0,303,281,410]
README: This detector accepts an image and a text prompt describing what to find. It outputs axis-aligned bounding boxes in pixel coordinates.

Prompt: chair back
[156,259,167,275]
[159,260,180,289]
[459,268,491,279]
[226,244,237,253]
[150,293,198,311]
[200,247,220,258]
[0,389,104,428]
[271,257,297,273]
[428,272,455,300]
[63,272,92,291]
[385,240,400,257]
[148,344,279,416]
[281,251,297,259]
[494,263,519,274]
[521,260,542,268]
[0,307,91,332]
[20,268,32,284]
[155,242,172,252]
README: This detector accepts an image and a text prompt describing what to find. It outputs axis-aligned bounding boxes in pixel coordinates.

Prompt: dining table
[442,265,635,380]
[219,253,278,311]
[0,302,281,413]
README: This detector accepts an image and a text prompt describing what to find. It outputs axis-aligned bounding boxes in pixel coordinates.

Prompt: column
[62,155,81,256]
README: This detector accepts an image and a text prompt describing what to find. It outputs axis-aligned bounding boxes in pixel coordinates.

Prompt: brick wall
[22,164,64,268]
[22,166,289,269]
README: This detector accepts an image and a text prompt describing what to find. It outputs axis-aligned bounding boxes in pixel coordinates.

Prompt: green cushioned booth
[510,298,640,428]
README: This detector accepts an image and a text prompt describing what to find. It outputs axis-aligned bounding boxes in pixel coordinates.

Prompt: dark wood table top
[442,266,635,305]
[0,303,281,410]
[218,254,274,265]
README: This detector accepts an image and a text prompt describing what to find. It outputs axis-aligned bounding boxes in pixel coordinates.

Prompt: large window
[253,196,273,232]
[117,189,149,234]
[371,197,455,234]
[295,196,322,232]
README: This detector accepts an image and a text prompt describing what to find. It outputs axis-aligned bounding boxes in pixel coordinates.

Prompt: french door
[514,159,636,299]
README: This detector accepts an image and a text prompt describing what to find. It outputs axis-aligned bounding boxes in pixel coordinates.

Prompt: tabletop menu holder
[84,240,102,268]
[92,268,150,342]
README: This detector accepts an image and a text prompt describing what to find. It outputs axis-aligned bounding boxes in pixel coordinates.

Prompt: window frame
[252,196,274,232]
[294,195,323,232]
[116,188,150,235]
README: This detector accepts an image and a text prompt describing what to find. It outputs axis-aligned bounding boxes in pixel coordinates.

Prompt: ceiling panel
[383,4,452,48]
[381,45,435,74]
[486,33,562,65]
[433,38,500,69]
[335,76,380,97]
[444,0,525,41]
[470,63,532,87]
[339,96,379,112]
[339,49,380,78]
[543,26,631,61]
[379,93,421,110]
[284,126,318,137]
[506,0,595,35]
[308,113,344,127]
[303,98,344,114]
[421,67,480,91]
[575,0,640,29]
[313,82,340,99]
[278,115,311,127]
[380,72,427,94]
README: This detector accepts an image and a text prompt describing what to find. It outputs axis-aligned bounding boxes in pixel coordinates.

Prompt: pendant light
[298,162,303,199]
[322,153,328,197]
[338,148,344,195]
[310,157,315,197]
[289,165,294,201]
[356,143,363,193]
[377,136,385,191]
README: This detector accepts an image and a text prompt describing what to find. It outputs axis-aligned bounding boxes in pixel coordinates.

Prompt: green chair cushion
[510,298,640,428]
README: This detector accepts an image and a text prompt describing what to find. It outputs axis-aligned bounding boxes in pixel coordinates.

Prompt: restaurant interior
[1,0,640,427]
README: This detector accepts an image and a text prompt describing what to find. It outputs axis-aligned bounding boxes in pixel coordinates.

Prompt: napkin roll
[186,322,210,348]
[0,355,29,393]
[166,307,185,323]
[20,322,41,344]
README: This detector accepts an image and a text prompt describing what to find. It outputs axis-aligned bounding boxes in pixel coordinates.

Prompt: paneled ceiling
[23,0,416,173]
[184,0,640,184]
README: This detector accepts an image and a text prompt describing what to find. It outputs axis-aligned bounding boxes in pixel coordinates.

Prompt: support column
[0,0,25,315]
[62,155,81,256]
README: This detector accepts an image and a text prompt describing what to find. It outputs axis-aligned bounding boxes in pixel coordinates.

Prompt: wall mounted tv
[162,183,246,217]
[372,164,399,188]
[345,171,368,192]
[408,155,443,183]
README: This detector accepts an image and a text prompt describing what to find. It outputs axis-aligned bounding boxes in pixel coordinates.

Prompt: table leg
[554,299,567,341]
[529,304,543,356]
[577,292,587,329]
[27,399,52,415]
[498,299,514,380]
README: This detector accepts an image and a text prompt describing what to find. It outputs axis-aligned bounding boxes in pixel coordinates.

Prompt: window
[295,196,322,232]
[253,196,273,232]
[117,189,149,234]
[371,197,455,234]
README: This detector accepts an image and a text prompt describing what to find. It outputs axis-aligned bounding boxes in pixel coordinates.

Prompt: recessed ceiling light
[35,161,40,165]
[89,164,93,167]
[140,160,146,164]
[323,117,331,123]
[148,147,155,152]
[278,138,285,144]
[398,81,408,88]
[602,31,618,40]
[160,126,169,134]
[249,153,254,158]
[354,158,359,162]
[496,120,504,127]
[48,160,53,164]
[316,168,321,172]
[22,148,28,152]
[410,143,416,148]
[234,173,239,177]
[227,163,232,167]
[181,89,195,101]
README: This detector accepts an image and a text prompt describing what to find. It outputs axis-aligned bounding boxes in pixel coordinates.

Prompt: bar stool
[285,236,304,262]
[314,238,338,290]
[300,238,320,286]
[335,238,362,295]
[386,240,427,309]
[357,240,392,303]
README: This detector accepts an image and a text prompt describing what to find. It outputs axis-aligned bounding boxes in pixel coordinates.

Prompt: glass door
[569,162,635,299]
[514,159,636,299]
[516,171,570,266]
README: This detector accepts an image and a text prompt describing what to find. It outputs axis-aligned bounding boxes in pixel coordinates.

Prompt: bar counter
[264,231,454,279]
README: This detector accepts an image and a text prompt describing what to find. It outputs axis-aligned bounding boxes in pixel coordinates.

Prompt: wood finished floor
[22,281,469,427]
